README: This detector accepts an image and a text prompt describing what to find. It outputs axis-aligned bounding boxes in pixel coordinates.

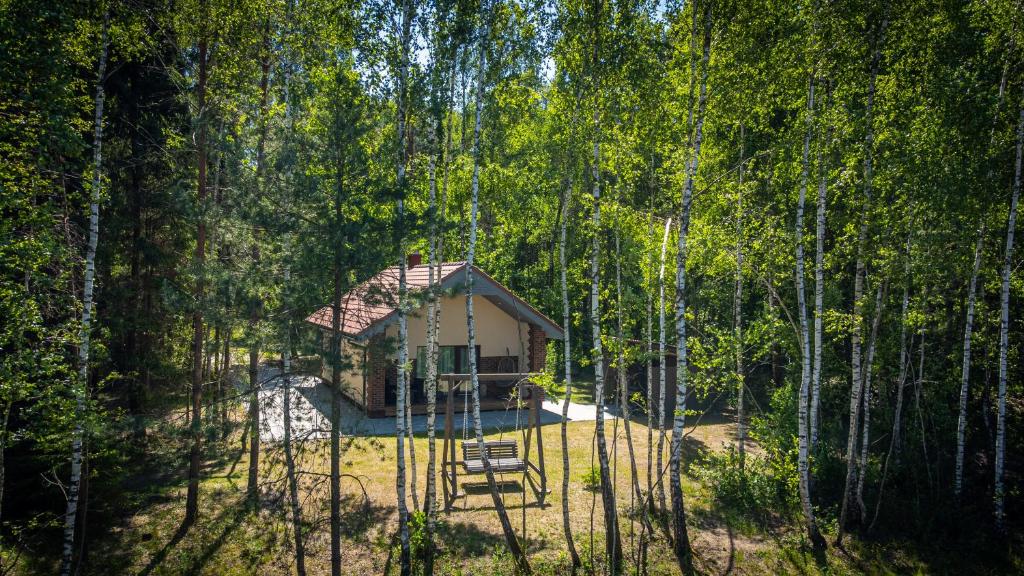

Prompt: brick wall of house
[366,336,387,416]
[528,323,547,372]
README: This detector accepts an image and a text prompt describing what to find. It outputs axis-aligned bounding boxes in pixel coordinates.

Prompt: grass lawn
[75,402,989,576]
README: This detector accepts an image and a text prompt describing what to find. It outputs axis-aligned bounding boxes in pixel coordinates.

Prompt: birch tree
[856,280,886,520]
[670,4,711,572]
[656,217,671,517]
[995,108,1023,530]
[394,0,414,571]
[954,227,983,501]
[735,124,745,468]
[794,75,824,549]
[838,14,886,539]
[559,142,581,572]
[810,80,831,451]
[465,14,530,570]
[60,11,108,575]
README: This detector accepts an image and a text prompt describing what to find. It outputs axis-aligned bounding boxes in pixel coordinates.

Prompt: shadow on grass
[435,520,506,557]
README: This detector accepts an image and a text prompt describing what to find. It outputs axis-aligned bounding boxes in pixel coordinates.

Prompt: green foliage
[695,447,799,526]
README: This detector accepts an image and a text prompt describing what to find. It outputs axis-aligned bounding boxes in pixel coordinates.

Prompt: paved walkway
[246,367,616,442]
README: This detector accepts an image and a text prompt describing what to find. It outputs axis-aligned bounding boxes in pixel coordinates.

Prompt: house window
[415,345,479,379]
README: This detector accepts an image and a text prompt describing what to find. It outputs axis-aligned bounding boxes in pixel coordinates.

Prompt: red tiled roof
[305,261,563,339]
[305,261,466,337]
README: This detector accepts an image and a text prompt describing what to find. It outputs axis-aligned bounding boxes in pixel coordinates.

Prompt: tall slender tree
[995,108,1023,530]
[61,11,109,576]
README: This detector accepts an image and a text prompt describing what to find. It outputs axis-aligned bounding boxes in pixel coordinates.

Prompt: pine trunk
[183,1,209,526]
[61,13,108,575]
[995,108,1023,530]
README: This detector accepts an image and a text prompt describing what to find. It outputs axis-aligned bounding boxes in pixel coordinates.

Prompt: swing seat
[461,440,526,474]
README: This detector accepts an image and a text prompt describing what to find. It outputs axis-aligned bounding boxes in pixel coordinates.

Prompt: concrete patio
[247,366,617,442]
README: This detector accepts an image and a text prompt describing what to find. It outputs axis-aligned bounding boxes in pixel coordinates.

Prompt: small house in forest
[305,254,563,417]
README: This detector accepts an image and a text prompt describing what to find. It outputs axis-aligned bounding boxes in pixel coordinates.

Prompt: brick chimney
[407,253,422,268]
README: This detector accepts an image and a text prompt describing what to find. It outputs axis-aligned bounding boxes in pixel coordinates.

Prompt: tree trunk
[329,131,347,576]
[615,198,646,523]
[735,122,745,469]
[995,107,1023,530]
[871,243,911,531]
[591,104,623,576]
[795,75,825,549]
[247,27,272,506]
[670,6,710,573]
[656,217,671,517]
[954,226,983,501]
[466,28,530,572]
[559,164,581,571]
[280,13,305,571]
[184,1,209,528]
[838,15,885,541]
[811,81,831,451]
[857,280,886,520]
[61,12,108,575]
[395,1,414,573]
[247,245,261,505]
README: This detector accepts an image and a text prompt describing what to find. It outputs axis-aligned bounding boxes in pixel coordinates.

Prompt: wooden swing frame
[440,374,548,512]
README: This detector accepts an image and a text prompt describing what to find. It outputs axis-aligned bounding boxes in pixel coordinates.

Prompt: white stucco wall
[386,294,531,367]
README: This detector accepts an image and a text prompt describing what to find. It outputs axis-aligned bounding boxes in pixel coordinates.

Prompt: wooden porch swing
[440,374,548,512]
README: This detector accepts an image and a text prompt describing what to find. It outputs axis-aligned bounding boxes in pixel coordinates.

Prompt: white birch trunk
[656,217,671,516]
[615,203,644,513]
[857,281,886,519]
[795,76,824,548]
[871,245,911,531]
[395,1,413,572]
[995,108,1023,530]
[811,98,830,451]
[735,123,745,468]
[61,14,108,576]
[955,227,984,500]
[465,32,529,570]
[590,105,622,574]
[560,173,582,569]
[670,7,710,572]
[839,16,885,539]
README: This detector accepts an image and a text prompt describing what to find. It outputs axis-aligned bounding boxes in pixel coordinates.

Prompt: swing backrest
[460,440,527,474]
[462,439,519,462]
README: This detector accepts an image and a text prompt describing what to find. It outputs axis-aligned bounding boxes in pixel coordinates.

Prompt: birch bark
[995,108,1023,530]
[811,82,831,451]
[656,217,671,517]
[795,76,824,548]
[61,12,108,575]
[856,281,886,519]
[871,244,910,531]
[559,162,581,571]
[395,1,414,572]
[735,123,745,468]
[465,26,529,570]
[838,15,886,539]
[670,6,711,572]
